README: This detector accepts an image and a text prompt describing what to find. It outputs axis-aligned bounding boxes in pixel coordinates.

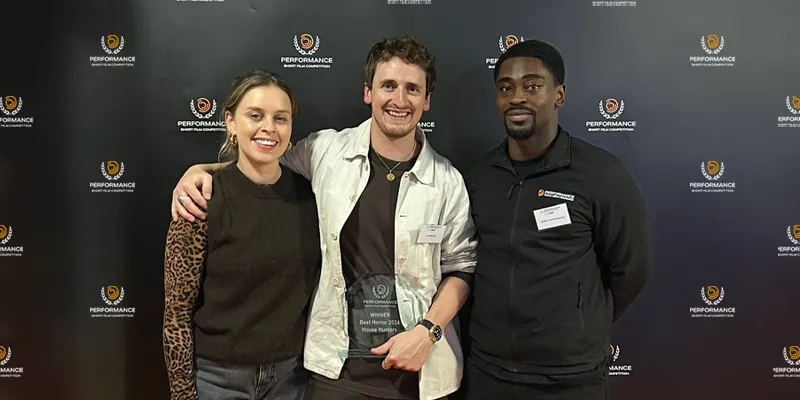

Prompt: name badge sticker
[533,203,572,231]
[417,224,446,244]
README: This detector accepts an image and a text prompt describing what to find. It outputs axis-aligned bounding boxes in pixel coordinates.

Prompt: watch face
[431,325,443,341]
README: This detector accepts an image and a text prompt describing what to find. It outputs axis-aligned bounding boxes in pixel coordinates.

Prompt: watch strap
[417,319,434,330]
[417,319,440,343]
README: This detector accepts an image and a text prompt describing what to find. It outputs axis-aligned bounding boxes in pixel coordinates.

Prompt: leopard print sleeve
[162,218,208,400]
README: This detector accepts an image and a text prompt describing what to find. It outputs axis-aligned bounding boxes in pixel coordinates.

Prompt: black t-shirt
[313,145,420,399]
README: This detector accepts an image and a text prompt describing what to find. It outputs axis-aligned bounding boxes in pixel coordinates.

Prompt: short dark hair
[494,39,566,86]
[364,35,436,95]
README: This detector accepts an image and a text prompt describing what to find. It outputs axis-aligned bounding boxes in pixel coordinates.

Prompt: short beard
[375,112,416,139]
[504,124,536,141]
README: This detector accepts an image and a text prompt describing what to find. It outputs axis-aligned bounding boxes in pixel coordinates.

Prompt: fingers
[201,175,212,201]
[183,182,207,215]
[171,167,212,222]
[371,337,394,355]
[382,353,420,372]
[381,355,396,370]
[174,193,197,222]
[176,171,212,220]
[170,194,178,222]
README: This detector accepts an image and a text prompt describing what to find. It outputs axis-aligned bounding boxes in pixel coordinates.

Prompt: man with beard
[170,35,476,400]
[461,39,653,399]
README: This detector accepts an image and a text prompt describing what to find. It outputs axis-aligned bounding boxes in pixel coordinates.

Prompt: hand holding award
[370,324,433,372]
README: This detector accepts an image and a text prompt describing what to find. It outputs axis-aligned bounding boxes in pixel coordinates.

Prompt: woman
[162,70,320,400]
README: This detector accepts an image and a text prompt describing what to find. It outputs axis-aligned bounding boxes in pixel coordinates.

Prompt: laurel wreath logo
[701,35,724,55]
[701,161,724,180]
[101,161,125,180]
[701,286,724,306]
[599,99,625,119]
[0,225,12,245]
[293,34,320,56]
[786,96,800,115]
[611,345,620,362]
[0,346,10,366]
[783,346,800,366]
[101,286,125,306]
[101,35,125,55]
[1,96,22,116]
[372,284,389,299]
[498,35,524,53]
[190,98,217,119]
[787,226,800,245]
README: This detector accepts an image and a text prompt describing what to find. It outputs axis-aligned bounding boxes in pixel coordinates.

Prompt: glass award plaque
[345,273,407,358]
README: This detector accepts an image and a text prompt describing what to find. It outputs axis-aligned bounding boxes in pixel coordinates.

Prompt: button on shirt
[281,118,478,400]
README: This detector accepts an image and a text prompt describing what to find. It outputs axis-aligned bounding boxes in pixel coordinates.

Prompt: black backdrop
[1,0,799,399]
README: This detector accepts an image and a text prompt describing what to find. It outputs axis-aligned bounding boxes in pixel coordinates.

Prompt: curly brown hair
[364,35,436,95]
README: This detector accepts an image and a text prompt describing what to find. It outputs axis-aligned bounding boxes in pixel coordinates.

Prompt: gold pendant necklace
[377,140,416,182]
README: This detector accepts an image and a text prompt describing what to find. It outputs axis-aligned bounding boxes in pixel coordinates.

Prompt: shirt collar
[343,118,435,186]
[488,125,572,174]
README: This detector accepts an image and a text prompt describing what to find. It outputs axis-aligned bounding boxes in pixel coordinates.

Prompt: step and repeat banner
[1,0,798,399]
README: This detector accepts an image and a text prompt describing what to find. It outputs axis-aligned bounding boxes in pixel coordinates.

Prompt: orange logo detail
[605,99,620,114]
[706,286,720,300]
[196,98,212,114]
[504,35,520,49]
[706,35,720,49]
[4,96,17,110]
[106,35,120,49]
[106,161,120,175]
[106,286,120,301]
[299,34,314,50]
[706,161,720,175]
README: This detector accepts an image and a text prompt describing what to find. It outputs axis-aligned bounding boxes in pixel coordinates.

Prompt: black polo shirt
[463,126,653,383]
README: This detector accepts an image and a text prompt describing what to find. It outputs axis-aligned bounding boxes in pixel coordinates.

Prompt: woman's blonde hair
[217,70,297,163]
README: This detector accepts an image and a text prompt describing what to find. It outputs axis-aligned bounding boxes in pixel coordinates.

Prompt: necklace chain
[375,140,417,181]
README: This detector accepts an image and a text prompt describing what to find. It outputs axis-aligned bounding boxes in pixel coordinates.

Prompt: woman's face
[225,85,293,166]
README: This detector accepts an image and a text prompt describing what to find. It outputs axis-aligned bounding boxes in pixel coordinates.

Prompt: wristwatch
[417,319,443,343]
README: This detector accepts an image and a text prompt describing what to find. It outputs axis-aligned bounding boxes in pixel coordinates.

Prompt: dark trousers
[461,361,609,400]
[196,356,308,400]
[304,376,449,400]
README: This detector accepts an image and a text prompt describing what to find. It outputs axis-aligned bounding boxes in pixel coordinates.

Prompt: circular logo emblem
[706,35,720,49]
[196,98,212,114]
[504,35,520,49]
[605,99,620,114]
[4,96,17,110]
[107,286,120,300]
[107,161,120,175]
[706,286,720,300]
[299,34,315,50]
[706,161,720,175]
[107,35,120,49]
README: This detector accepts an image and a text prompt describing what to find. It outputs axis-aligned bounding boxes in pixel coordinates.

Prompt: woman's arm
[162,218,208,400]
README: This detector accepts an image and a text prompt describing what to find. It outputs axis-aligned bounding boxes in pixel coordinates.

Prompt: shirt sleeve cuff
[442,271,474,288]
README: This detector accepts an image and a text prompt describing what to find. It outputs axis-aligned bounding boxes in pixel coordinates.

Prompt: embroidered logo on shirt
[537,189,575,202]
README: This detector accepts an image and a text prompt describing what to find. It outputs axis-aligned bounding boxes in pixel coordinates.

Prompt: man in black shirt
[319,146,422,399]
[461,39,653,399]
